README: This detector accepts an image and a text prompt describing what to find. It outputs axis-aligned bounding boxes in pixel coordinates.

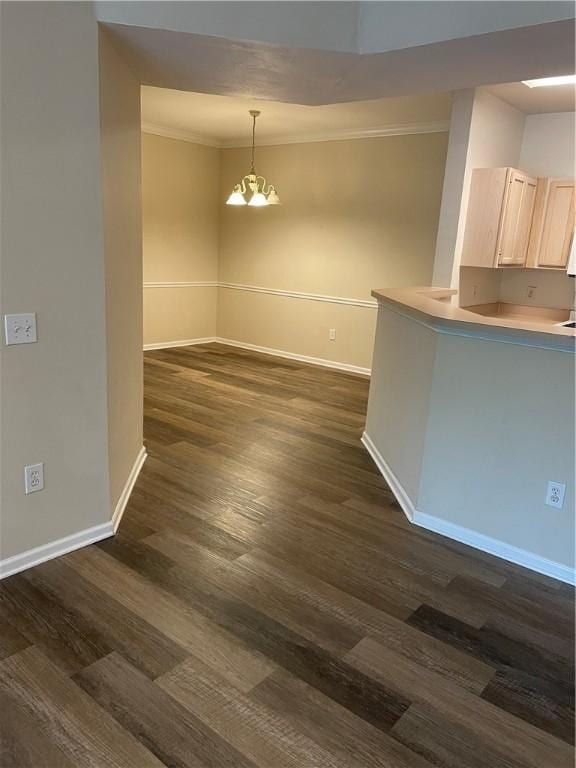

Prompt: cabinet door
[538,180,575,268]
[461,168,508,268]
[497,170,537,266]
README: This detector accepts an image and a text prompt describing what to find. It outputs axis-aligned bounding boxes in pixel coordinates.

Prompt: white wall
[520,112,575,178]
[359,1,575,54]
[365,309,437,503]
[96,1,576,56]
[458,108,575,311]
[433,88,526,287]
[419,332,575,570]
[0,2,111,560]
[499,268,575,310]
[366,302,575,579]
[95,1,359,52]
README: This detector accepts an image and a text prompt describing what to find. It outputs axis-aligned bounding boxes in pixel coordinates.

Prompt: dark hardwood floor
[1,343,574,767]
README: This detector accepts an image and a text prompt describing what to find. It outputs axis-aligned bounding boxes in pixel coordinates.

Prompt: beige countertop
[371,286,575,351]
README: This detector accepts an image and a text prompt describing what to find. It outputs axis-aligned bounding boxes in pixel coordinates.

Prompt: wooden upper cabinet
[526,179,575,269]
[496,170,537,266]
[461,167,537,268]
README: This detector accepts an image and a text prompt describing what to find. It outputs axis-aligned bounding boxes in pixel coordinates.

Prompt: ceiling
[107,18,575,107]
[97,2,575,56]
[141,88,453,146]
[486,81,575,113]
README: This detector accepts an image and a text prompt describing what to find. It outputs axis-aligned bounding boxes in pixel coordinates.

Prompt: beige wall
[217,289,376,371]
[99,30,144,510]
[217,134,448,368]
[142,131,448,368]
[0,2,111,559]
[142,132,219,346]
[220,136,448,296]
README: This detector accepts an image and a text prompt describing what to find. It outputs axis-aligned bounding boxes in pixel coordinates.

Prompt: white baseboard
[0,446,147,580]
[361,432,416,520]
[215,338,371,376]
[0,521,114,580]
[143,337,217,351]
[112,446,147,532]
[361,431,575,585]
[143,336,371,376]
[411,510,575,586]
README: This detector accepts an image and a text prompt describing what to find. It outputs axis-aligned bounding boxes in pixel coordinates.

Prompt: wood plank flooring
[1,343,574,767]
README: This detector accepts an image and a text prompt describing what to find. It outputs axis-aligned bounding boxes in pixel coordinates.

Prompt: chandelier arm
[256,175,270,194]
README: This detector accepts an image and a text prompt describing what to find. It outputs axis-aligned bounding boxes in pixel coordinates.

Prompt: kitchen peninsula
[363,286,575,584]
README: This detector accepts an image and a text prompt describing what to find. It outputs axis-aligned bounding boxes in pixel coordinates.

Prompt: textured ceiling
[106,18,575,107]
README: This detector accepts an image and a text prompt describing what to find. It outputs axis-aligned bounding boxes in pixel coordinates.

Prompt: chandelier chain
[251,112,257,172]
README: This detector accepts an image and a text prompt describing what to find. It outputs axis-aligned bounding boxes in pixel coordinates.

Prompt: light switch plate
[4,313,37,345]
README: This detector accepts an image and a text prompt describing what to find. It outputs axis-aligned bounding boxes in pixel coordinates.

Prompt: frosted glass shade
[267,188,281,205]
[226,188,247,205]
[248,191,268,207]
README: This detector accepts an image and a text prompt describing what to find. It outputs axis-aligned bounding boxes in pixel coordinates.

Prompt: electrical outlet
[24,463,44,495]
[545,481,565,509]
[527,286,537,301]
[4,313,37,345]
[472,285,478,299]
[329,328,336,341]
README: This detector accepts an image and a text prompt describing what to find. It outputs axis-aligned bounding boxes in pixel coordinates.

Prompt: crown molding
[141,120,450,149]
[141,122,220,147]
[221,121,450,147]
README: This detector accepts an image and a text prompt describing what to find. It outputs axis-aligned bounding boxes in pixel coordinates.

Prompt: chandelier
[226,110,280,207]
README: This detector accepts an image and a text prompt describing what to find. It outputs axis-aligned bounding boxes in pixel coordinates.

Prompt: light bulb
[248,191,268,207]
[226,186,247,205]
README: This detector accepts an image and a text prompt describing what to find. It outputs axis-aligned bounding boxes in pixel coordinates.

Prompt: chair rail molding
[143,281,378,309]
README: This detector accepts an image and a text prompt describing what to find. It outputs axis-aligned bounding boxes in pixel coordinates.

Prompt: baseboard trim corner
[361,432,415,521]
[143,337,217,351]
[0,446,148,580]
[143,336,371,375]
[411,510,576,586]
[112,445,147,532]
[0,521,114,580]
[361,431,575,585]
[216,338,371,376]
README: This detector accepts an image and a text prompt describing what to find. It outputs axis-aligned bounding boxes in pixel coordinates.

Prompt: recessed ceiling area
[486,80,575,113]
[141,87,453,146]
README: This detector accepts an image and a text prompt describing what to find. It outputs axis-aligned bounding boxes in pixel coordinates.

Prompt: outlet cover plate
[25,463,44,495]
